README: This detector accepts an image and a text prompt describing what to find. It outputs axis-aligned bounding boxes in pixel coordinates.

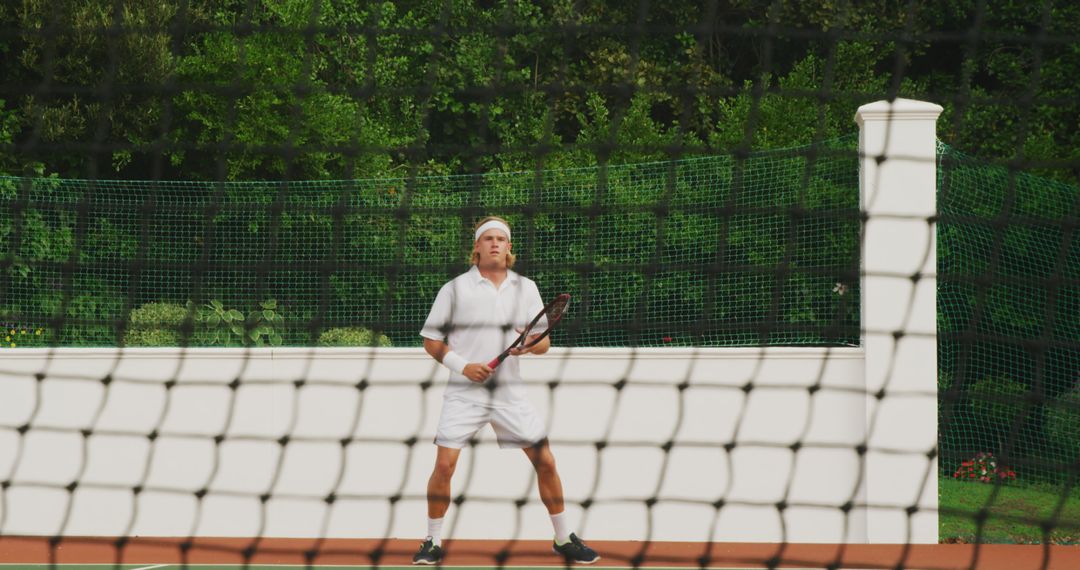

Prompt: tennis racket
[487,293,570,369]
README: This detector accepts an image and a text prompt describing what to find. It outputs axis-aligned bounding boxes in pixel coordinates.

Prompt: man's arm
[424,338,493,382]
[423,337,450,362]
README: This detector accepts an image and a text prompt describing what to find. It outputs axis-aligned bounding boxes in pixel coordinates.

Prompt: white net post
[855,98,943,544]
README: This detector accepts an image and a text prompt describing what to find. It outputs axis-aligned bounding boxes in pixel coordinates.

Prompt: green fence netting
[938,143,1080,483]
[0,137,861,349]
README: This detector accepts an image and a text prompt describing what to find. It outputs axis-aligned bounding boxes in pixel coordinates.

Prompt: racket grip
[486,357,500,369]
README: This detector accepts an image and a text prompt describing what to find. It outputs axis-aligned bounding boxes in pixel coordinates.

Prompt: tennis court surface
[2,538,1080,570]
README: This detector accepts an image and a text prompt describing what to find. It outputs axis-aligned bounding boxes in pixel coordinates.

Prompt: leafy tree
[4,0,178,177]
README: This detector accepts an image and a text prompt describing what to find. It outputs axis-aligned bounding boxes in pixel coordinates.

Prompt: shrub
[969,375,1028,450]
[124,302,191,346]
[317,327,392,347]
[1045,388,1080,464]
[195,299,285,347]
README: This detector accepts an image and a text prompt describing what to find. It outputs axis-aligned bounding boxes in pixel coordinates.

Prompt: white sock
[550,511,571,544]
[427,517,444,546]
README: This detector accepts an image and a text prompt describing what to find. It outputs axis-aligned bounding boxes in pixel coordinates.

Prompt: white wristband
[441,351,469,375]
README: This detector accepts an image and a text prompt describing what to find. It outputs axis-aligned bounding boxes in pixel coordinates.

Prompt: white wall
[0,346,869,543]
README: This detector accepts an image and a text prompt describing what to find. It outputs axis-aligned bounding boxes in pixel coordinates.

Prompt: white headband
[474,220,511,242]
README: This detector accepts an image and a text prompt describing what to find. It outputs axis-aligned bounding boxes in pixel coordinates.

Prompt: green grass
[940,478,1080,544]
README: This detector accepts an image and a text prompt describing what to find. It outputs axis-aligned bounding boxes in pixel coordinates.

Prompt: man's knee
[528,446,558,475]
[432,457,458,480]
[540,455,558,475]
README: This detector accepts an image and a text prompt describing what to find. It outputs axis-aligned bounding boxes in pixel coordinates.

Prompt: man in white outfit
[412,216,599,565]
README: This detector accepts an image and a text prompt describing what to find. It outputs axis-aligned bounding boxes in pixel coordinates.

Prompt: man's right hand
[462,363,493,382]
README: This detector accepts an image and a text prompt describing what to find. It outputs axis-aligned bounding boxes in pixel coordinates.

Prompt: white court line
[131,565,168,570]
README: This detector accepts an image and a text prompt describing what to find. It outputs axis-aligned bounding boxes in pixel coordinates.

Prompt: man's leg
[523,440,564,515]
[429,398,484,530]
[524,441,600,564]
[428,445,461,519]
[414,446,461,565]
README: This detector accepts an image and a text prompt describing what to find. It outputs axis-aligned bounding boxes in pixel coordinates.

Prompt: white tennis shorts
[434,397,547,449]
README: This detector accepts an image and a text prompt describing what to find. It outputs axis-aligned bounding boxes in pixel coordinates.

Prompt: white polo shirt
[420,265,545,407]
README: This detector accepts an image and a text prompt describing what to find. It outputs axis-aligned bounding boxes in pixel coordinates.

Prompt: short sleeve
[420,283,455,341]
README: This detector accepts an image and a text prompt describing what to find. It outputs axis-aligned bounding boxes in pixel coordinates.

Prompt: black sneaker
[552,533,599,564]
[412,538,443,565]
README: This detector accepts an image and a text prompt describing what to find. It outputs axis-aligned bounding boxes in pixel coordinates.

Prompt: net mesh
[0,0,1079,567]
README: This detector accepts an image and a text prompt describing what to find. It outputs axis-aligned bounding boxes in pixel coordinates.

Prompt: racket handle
[487,356,501,369]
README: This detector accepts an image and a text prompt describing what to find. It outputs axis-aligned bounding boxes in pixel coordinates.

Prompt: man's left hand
[510,337,542,356]
[509,328,542,356]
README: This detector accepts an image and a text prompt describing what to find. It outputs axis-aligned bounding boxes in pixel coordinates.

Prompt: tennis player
[412,216,599,565]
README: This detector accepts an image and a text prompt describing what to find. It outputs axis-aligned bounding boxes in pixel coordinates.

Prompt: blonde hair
[470,216,516,268]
